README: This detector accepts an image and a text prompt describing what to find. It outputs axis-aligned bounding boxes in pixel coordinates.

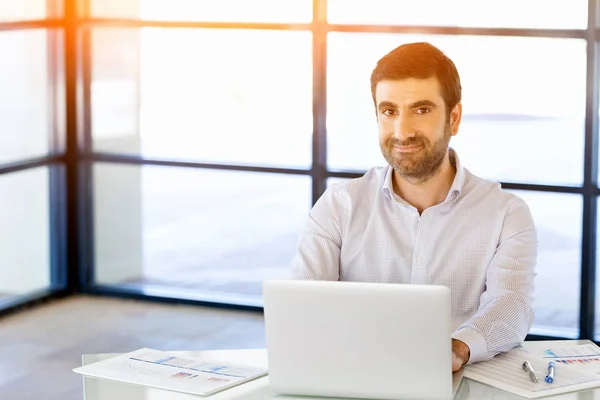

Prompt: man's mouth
[393,144,423,153]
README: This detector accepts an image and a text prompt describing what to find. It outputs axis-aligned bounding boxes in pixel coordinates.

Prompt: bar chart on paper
[463,346,600,398]
[73,348,268,396]
[544,344,600,364]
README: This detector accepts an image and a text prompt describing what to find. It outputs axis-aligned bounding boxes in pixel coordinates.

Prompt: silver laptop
[263,280,462,400]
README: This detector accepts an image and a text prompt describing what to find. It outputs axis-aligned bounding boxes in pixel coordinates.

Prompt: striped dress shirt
[291,149,537,364]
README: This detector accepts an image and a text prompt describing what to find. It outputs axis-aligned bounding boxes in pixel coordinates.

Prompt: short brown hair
[370,42,462,116]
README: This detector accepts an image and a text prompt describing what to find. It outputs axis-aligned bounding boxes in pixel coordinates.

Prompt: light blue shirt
[291,149,537,363]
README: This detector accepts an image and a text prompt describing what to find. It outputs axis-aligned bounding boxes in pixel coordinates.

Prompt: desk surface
[82,340,598,400]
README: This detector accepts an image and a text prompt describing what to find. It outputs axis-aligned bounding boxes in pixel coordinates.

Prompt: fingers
[452,352,463,372]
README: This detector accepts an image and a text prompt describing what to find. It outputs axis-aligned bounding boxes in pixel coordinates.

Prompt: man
[291,42,537,372]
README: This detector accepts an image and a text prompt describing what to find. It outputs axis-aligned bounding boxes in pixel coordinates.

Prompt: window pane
[328,0,587,29]
[91,0,312,23]
[0,168,51,298]
[0,0,54,22]
[91,28,312,169]
[0,30,54,165]
[507,191,581,337]
[327,33,586,186]
[93,163,311,301]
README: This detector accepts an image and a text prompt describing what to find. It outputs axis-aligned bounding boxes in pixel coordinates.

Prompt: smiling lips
[393,144,423,153]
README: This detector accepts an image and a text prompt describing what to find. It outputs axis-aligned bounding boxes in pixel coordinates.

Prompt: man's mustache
[387,137,426,147]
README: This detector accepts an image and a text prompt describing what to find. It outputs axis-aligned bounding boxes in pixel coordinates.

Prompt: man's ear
[449,103,462,136]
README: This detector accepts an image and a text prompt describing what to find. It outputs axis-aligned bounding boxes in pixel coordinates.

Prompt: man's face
[375,77,461,182]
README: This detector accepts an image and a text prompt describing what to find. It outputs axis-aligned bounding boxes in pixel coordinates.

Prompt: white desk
[82,340,600,399]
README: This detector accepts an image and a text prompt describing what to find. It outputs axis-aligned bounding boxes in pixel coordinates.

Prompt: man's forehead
[375,77,443,103]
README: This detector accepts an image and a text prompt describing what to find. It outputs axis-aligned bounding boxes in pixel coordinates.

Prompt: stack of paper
[73,348,268,396]
[463,344,600,398]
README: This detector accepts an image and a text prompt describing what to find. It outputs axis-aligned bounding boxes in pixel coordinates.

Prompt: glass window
[595,197,600,340]
[91,28,313,169]
[327,33,586,186]
[93,163,311,301]
[509,191,581,338]
[90,0,312,23]
[0,167,51,298]
[328,0,587,29]
[0,0,54,22]
[0,30,54,165]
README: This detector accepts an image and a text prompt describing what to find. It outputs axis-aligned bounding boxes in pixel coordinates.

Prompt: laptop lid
[263,280,455,400]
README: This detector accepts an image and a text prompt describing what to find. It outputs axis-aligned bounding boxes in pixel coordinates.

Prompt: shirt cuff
[452,327,488,364]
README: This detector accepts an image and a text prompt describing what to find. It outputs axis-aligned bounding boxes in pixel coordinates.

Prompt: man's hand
[452,339,470,372]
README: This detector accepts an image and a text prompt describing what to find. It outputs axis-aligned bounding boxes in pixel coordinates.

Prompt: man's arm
[291,186,347,280]
[452,197,537,364]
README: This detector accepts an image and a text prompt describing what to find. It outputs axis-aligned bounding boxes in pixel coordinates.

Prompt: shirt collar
[382,147,466,202]
[447,148,466,200]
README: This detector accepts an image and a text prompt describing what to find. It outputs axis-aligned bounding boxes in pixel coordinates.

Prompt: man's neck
[392,153,457,214]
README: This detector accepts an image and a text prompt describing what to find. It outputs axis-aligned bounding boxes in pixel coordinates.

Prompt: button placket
[410,209,422,283]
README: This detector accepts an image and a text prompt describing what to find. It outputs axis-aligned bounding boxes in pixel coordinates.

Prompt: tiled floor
[0,295,266,400]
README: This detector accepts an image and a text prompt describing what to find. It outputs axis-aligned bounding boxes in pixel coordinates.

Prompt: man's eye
[415,108,431,115]
[382,109,396,116]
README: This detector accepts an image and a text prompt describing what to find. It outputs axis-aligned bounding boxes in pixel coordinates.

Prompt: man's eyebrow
[377,101,398,112]
[377,99,439,112]
[408,99,438,109]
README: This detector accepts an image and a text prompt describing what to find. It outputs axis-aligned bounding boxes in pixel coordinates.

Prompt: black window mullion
[64,0,82,293]
[580,0,600,340]
[311,0,328,205]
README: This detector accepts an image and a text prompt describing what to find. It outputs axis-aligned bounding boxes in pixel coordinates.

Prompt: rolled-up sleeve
[452,197,537,363]
[291,186,348,281]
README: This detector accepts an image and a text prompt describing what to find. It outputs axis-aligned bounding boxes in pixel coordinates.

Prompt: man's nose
[393,113,415,141]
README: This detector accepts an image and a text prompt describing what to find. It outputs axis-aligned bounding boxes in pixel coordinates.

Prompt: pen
[522,361,539,383]
[545,361,555,383]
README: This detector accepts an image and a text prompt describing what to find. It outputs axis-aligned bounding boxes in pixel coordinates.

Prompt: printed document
[544,344,600,361]
[73,348,268,396]
[464,346,600,398]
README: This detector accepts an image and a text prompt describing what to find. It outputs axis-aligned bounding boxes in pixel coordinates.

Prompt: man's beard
[380,124,451,183]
